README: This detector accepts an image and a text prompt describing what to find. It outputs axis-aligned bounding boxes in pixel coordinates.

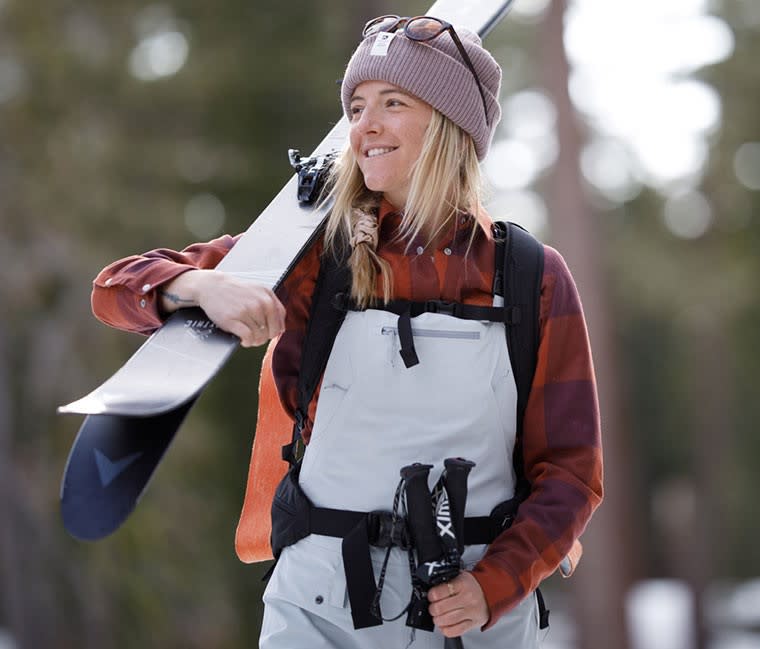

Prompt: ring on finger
[447,582,455,598]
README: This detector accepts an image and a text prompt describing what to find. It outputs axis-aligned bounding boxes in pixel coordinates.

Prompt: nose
[353,105,382,135]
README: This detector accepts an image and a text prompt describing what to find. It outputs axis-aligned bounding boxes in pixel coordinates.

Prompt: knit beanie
[341,25,502,161]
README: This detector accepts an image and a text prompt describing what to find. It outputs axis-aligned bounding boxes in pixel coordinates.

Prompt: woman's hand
[426,571,490,638]
[161,270,286,347]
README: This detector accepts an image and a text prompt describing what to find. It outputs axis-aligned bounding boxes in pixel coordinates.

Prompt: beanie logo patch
[370,32,396,57]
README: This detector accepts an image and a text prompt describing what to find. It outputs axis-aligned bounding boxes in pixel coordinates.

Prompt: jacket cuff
[470,560,524,630]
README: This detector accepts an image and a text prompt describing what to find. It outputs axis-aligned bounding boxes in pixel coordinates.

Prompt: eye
[386,97,405,107]
[349,105,364,119]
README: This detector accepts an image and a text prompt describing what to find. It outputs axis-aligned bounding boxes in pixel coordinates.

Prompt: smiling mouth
[366,147,398,158]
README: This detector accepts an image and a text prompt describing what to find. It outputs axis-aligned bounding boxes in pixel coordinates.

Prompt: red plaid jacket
[92,201,603,626]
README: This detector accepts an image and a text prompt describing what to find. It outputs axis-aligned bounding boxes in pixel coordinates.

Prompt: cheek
[348,127,362,157]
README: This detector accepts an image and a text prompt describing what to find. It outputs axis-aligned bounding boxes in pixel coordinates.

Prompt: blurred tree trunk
[0,312,57,649]
[0,323,23,647]
[687,311,734,649]
[655,308,733,649]
[540,2,638,648]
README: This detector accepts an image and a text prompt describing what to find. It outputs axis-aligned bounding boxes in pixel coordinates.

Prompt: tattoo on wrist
[160,290,194,305]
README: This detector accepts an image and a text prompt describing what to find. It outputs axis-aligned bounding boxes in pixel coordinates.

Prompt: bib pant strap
[342,518,384,628]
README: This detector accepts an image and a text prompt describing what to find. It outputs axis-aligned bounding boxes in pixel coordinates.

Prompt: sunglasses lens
[405,17,444,41]
[363,15,400,37]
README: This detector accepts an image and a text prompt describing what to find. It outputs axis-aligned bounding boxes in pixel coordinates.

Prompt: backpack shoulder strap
[492,221,545,496]
[282,231,351,465]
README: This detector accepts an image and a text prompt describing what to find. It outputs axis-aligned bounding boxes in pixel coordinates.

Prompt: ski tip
[58,395,108,416]
[61,513,123,542]
[58,393,193,417]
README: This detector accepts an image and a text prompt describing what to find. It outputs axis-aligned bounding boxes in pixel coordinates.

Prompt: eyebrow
[350,88,417,103]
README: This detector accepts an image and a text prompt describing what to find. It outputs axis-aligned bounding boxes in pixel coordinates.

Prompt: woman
[92,16,602,648]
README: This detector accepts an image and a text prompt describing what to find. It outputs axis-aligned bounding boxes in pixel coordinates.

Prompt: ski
[58,0,517,541]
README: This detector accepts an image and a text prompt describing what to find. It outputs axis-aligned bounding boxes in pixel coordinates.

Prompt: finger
[256,314,284,345]
[431,599,469,624]
[236,306,268,343]
[440,620,476,638]
[240,314,268,347]
[258,292,286,337]
[427,584,451,604]
[224,320,254,347]
[232,316,268,348]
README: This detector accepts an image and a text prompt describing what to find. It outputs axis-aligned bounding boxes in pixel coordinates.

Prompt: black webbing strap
[310,506,500,546]
[342,518,383,628]
[282,233,352,465]
[365,298,506,322]
[497,222,544,504]
[493,221,545,558]
[535,586,550,630]
[495,222,549,630]
[498,221,544,440]
[397,306,419,368]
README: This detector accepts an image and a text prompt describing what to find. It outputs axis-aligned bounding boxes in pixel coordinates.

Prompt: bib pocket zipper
[380,326,481,340]
[381,326,481,368]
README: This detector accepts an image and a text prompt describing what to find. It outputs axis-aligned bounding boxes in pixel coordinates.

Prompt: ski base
[61,401,194,540]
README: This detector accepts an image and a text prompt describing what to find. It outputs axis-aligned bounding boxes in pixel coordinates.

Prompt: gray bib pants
[261,310,541,648]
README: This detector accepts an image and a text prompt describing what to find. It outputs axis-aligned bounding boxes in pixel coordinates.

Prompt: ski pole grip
[400,463,440,564]
[443,458,475,554]
[444,636,465,649]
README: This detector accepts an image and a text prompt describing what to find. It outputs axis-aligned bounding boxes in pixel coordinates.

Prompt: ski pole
[400,462,438,632]
[439,458,476,649]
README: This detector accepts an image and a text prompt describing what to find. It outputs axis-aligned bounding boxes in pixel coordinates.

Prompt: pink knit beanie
[341,26,502,161]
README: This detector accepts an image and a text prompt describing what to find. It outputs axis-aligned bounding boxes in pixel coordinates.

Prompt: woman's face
[348,81,433,209]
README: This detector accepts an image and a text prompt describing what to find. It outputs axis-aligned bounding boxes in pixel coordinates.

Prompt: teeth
[367,147,395,158]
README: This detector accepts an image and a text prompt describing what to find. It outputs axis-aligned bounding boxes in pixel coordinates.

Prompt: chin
[361,177,389,193]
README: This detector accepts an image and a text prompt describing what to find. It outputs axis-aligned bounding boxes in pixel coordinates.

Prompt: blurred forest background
[1,0,759,647]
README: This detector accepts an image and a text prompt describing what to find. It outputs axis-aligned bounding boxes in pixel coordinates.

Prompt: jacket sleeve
[470,244,604,627]
[91,234,242,335]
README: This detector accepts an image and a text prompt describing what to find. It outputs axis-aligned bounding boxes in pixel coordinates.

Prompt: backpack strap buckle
[368,511,411,550]
[282,410,306,464]
[424,300,458,316]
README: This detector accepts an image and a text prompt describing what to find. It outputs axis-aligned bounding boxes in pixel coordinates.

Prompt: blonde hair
[323,109,482,308]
